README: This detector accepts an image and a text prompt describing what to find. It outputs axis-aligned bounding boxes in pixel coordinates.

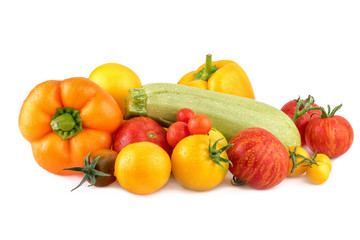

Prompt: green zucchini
[124,83,301,147]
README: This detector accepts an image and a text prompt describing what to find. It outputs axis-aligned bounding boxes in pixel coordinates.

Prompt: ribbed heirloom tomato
[227,128,289,190]
[305,104,353,158]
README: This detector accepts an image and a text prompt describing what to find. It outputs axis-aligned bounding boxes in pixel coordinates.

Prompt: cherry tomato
[306,161,330,185]
[188,113,212,135]
[177,108,195,123]
[287,146,310,177]
[313,153,332,171]
[166,122,190,148]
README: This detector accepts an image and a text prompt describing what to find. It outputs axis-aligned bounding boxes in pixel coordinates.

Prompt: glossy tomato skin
[88,149,118,187]
[113,117,172,156]
[176,108,194,123]
[166,122,190,148]
[305,115,353,158]
[281,100,321,146]
[227,127,289,190]
[187,113,212,135]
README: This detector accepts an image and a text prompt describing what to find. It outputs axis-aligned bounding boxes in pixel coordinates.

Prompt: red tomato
[113,117,172,156]
[188,113,212,135]
[305,108,353,158]
[281,96,321,146]
[227,127,289,190]
[166,122,190,148]
[177,108,194,123]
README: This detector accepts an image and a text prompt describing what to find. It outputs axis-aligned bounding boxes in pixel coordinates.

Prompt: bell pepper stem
[50,113,76,132]
[50,107,82,140]
[193,54,218,80]
[203,54,214,77]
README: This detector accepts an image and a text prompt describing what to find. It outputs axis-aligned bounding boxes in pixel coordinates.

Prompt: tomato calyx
[63,153,110,191]
[231,176,246,186]
[313,104,343,119]
[50,107,82,140]
[292,95,322,122]
[208,138,233,169]
[289,147,318,174]
[193,54,218,80]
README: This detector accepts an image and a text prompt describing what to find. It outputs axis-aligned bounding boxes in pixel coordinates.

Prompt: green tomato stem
[292,95,322,122]
[289,147,318,174]
[318,104,343,118]
[63,153,110,191]
[208,138,233,169]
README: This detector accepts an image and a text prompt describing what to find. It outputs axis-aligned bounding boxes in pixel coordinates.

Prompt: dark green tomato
[88,149,118,187]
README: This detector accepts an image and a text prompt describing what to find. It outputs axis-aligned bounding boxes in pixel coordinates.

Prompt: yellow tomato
[287,146,310,177]
[314,153,332,171]
[89,63,142,113]
[208,128,228,147]
[306,161,330,185]
[171,134,230,191]
[114,142,171,195]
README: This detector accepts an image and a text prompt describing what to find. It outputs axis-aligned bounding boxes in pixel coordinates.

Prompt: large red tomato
[281,96,321,146]
[113,117,172,156]
[305,105,353,158]
[227,127,289,190]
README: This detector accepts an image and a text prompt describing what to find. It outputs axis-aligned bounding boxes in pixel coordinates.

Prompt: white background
[1,0,359,239]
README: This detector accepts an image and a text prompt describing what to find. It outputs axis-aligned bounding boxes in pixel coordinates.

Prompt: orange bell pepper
[178,54,255,99]
[19,77,122,175]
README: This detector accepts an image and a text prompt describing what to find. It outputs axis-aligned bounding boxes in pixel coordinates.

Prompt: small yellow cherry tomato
[306,161,330,185]
[313,153,332,171]
[287,146,310,177]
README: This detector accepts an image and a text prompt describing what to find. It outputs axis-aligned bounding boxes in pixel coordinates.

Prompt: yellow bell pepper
[178,54,255,99]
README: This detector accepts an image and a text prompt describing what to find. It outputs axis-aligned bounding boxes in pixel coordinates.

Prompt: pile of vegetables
[18,55,354,194]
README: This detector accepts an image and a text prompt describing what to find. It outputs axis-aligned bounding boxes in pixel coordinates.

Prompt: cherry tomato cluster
[166,108,212,148]
[287,146,332,185]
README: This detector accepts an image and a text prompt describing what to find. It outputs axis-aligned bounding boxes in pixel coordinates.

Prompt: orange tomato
[114,142,171,195]
[19,77,122,175]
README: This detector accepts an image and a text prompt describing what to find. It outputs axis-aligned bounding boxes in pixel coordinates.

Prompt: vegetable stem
[193,54,218,80]
[50,107,82,139]
[289,147,318,174]
[292,95,322,122]
[208,138,233,169]
[63,153,110,191]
